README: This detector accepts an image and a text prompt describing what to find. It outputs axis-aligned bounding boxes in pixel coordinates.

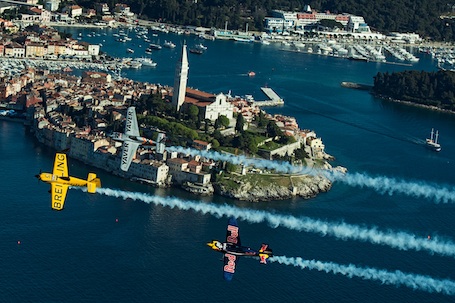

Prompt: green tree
[211,139,220,148]
[266,120,283,138]
[235,113,245,133]
[188,104,199,120]
[217,115,230,128]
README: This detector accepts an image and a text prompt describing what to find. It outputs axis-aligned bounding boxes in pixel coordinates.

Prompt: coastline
[372,93,455,115]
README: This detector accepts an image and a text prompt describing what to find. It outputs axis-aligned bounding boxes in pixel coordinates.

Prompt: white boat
[136,57,157,67]
[126,48,134,53]
[426,128,441,152]
[163,40,176,48]
[194,43,207,50]
[129,60,142,69]
[148,43,162,50]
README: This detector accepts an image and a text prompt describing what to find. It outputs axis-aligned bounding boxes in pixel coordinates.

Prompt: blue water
[1,27,455,302]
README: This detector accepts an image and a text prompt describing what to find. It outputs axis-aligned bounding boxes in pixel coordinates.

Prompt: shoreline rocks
[213,174,332,202]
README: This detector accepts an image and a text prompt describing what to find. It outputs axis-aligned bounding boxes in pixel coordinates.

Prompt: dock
[340,81,373,91]
[254,87,284,107]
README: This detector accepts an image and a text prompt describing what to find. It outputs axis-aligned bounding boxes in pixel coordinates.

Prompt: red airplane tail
[258,243,273,264]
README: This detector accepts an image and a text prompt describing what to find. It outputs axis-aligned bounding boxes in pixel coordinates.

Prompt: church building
[172,44,234,121]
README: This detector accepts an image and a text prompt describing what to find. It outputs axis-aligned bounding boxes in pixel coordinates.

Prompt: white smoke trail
[166,146,455,203]
[332,172,455,204]
[92,188,455,257]
[270,255,455,296]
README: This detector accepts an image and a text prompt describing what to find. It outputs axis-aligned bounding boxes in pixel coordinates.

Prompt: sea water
[0,27,454,302]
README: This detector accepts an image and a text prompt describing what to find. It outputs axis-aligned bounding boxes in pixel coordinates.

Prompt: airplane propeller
[35,170,42,181]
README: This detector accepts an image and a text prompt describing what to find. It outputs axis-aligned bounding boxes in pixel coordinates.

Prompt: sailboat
[426,128,441,152]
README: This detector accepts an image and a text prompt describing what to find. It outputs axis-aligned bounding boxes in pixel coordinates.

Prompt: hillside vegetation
[372,70,455,111]
[75,0,455,40]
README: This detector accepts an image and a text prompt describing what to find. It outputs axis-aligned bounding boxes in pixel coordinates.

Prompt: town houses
[0,24,100,58]
[0,20,331,196]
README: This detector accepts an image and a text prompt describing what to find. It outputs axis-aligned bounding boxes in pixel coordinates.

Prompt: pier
[340,81,373,91]
[254,87,284,107]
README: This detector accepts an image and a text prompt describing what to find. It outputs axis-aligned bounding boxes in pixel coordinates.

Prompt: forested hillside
[372,70,455,111]
[74,0,455,40]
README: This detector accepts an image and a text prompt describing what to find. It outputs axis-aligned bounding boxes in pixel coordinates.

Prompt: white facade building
[203,93,234,121]
[347,16,371,33]
[45,0,61,12]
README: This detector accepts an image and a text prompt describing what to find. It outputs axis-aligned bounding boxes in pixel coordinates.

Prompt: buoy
[115,218,119,223]
[427,235,431,240]
[17,240,21,245]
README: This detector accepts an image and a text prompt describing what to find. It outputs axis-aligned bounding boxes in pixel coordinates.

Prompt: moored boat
[163,40,176,48]
[135,57,157,67]
[189,48,203,54]
[148,43,162,50]
[426,128,441,152]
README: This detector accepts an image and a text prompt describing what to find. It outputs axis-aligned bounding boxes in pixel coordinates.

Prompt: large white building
[347,16,371,33]
[264,9,369,33]
[45,0,60,12]
[182,88,234,121]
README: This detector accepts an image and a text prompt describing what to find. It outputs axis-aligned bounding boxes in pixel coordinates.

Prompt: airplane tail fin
[258,243,273,264]
[156,132,166,154]
[87,173,101,193]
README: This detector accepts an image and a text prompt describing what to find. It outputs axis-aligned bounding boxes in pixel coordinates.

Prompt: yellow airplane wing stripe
[51,183,68,211]
[53,153,68,177]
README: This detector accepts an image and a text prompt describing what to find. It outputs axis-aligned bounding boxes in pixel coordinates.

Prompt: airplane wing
[120,141,140,171]
[51,183,68,211]
[223,253,237,281]
[226,217,241,246]
[125,107,140,137]
[52,153,68,177]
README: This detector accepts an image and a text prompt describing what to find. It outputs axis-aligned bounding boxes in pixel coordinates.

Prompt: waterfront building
[266,10,298,32]
[308,137,325,158]
[95,3,110,15]
[115,3,133,18]
[25,42,46,57]
[47,42,68,56]
[347,16,371,33]
[5,42,25,58]
[66,5,83,18]
[166,157,211,185]
[69,135,109,162]
[264,17,294,33]
[172,44,189,112]
[45,0,61,12]
[128,160,169,185]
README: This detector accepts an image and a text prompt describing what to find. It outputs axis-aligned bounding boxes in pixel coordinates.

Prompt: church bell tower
[172,44,189,111]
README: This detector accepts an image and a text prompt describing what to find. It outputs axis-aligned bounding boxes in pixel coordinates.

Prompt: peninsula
[0,16,345,202]
[371,70,455,113]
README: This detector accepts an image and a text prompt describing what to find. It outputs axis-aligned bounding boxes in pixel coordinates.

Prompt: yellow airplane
[35,153,101,211]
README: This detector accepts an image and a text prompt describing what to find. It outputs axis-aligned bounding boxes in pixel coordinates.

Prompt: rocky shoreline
[213,174,332,202]
[372,93,455,115]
